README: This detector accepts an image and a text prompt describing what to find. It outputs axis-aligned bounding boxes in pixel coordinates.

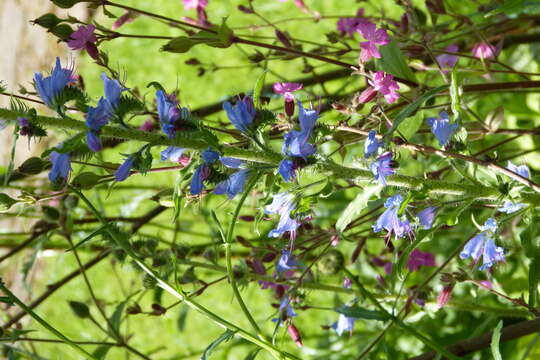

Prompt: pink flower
[139,119,155,132]
[472,42,497,60]
[437,285,454,308]
[436,44,459,70]
[279,0,309,13]
[356,21,389,62]
[68,24,98,60]
[406,249,436,272]
[273,82,303,101]
[287,323,303,347]
[183,0,208,10]
[368,71,400,104]
[112,11,137,30]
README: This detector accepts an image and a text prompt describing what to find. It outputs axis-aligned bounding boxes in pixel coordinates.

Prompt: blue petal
[48,151,71,182]
[364,130,380,158]
[278,159,295,182]
[115,156,135,182]
[223,100,254,134]
[417,207,437,229]
[190,165,205,195]
[276,250,299,273]
[479,238,505,270]
[86,97,112,131]
[214,169,250,199]
[101,72,126,108]
[160,146,186,162]
[220,157,244,169]
[86,131,102,152]
[498,201,525,214]
[202,148,219,164]
[460,233,485,261]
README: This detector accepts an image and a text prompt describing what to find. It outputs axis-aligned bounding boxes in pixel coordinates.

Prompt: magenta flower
[112,11,137,30]
[273,82,303,101]
[369,71,400,104]
[356,21,389,62]
[337,9,366,37]
[406,249,436,272]
[436,44,459,70]
[68,24,98,59]
[472,42,498,60]
[183,0,208,10]
[437,285,454,308]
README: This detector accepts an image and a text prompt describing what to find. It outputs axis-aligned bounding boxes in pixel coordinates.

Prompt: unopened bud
[285,98,295,117]
[357,87,377,104]
[151,303,166,315]
[287,323,303,347]
[437,285,454,308]
[237,5,254,14]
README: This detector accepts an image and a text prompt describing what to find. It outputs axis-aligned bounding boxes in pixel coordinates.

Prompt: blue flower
[364,130,381,158]
[223,97,255,134]
[276,249,299,273]
[156,90,181,138]
[279,295,297,318]
[201,148,219,164]
[498,200,525,214]
[34,57,74,109]
[264,192,300,238]
[279,159,296,182]
[507,161,530,179]
[101,73,126,108]
[427,111,458,147]
[373,195,412,239]
[190,164,209,195]
[332,314,355,336]
[115,156,135,182]
[48,151,71,183]
[282,101,317,160]
[160,146,186,162]
[417,207,437,230]
[214,169,250,199]
[370,152,394,185]
[460,218,505,270]
[85,97,113,152]
[220,157,244,169]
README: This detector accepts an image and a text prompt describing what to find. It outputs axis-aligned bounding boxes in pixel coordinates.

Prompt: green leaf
[253,71,267,109]
[161,36,196,53]
[0,193,18,212]
[376,41,417,83]
[177,305,189,332]
[450,68,461,120]
[92,345,111,360]
[385,85,449,141]
[396,110,423,141]
[485,0,540,17]
[68,301,90,319]
[335,305,390,321]
[521,219,540,258]
[491,320,503,360]
[244,348,261,360]
[201,329,236,360]
[336,184,382,233]
[71,172,101,190]
[529,257,540,307]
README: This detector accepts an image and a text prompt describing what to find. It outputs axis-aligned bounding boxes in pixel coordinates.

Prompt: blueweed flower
[223,97,255,134]
[279,159,296,182]
[48,151,71,183]
[427,111,458,147]
[417,207,437,229]
[85,97,112,152]
[220,156,244,169]
[332,314,355,336]
[214,169,250,199]
[264,192,301,238]
[276,249,299,274]
[282,100,317,160]
[101,73,127,108]
[364,130,381,158]
[436,44,459,71]
[160,146,186,163]
[372,195,412,239]
[190,164,209,195]
[156,90,181,138]
[406,249,436,272]
[460,218,505,270]
[115,156,135,182]
[498,200,525,214]
[370,152,394,185]
[201,148,219,164]
[507,161,530,179]
[279,295,297,319]
[34,57,74,109]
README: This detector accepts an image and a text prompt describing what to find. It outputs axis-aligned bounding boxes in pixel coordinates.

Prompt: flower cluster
[460,218,505,270]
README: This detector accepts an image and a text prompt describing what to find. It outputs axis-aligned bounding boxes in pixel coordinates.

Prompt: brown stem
[409,318,540,360]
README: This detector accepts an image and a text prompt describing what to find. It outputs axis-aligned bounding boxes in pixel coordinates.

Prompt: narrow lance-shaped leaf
[336,184,382,233]
[491,320,503,360]
[201,329,236,360]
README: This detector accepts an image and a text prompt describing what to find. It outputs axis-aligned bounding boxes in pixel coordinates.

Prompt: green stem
[223,175,267,340]
[70,187,296,360]
[0,279,100,360]
[343,268,461,360]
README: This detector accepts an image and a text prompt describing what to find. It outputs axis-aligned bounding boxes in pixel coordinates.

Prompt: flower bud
[287,323,303,347]
[126,303,142,315]
[32,13,63,29]
[285,99,295,117]
[237,5,254,14]
[437,285,454,308]
[151,303,166,315]
[357,87,377,104]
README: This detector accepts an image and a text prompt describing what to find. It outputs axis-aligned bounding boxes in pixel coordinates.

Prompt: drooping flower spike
[427,111,458,147]
[460,218,505,271]
[372,194,412,240]
[34,57,75,110]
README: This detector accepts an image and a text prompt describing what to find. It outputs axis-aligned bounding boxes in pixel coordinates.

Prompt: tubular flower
[436,44,459,71]
[507,161,530,179]
[498,200,525,214]
[67,24,98,59]
[332,314,355,336]
[85,97,113,152]
[276,249,299,274]
[417,207,437,230]
[282,100,317,160]
[214,169,250,199]
[101,73,127,109]
[370,152,394,185]
[156,90,189,138]
[356,21,389,62]
[427,111,458,147]
[34,57,74,109]
[223,97,255,134]
[48,151,71,183]
[460,218,505,271]
[278,159,296,182]
[264,192,300,238]
[372,195,412,239]
[160,146,186,163]
[364,130,381,158]
[115,156,135,182]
